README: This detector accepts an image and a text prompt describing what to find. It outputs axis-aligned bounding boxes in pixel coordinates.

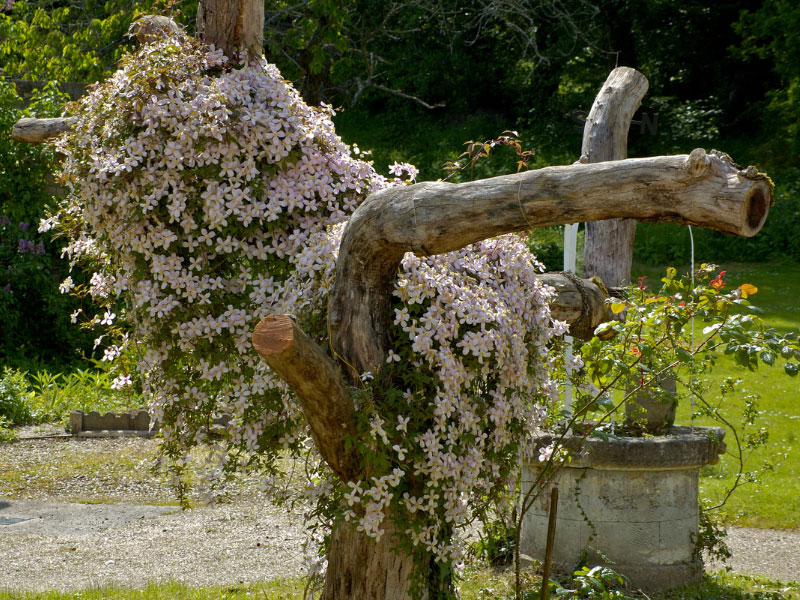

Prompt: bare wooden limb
[11,117,76,143]
[329,149,772,378]
[581,67,648,286]
[252,315,360,481]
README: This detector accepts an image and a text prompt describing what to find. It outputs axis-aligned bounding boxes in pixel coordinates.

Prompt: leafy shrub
[471,516,516,566]
[552,566,632,599]
[0,415,17,442]
[30,367,144,425]
[0,366,35,425]
[0,79,97,370]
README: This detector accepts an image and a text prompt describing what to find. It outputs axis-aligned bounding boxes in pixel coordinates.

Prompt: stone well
[520,426,725,592]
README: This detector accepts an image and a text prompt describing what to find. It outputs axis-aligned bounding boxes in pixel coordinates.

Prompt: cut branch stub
[252,315,360,481]
[11,117,76,144]
[329,150,771,378]
[539,273,612,340]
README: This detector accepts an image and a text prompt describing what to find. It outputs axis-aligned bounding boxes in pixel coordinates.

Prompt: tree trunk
[196,0,264,60]
[322,520,421,600]
[581,67,648,287]
[538,273,611,341]
[251,315,361,481]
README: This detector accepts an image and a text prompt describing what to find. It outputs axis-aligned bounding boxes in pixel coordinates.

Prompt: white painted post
[563,223,579,417]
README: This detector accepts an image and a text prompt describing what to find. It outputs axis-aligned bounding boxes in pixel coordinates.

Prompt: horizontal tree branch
[329,148,772,378]
[252,315,360,481]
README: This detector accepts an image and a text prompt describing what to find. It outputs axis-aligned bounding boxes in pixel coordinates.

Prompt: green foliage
[696,500,732,565]
[0,78,97,370]
[735,0,800,166]
[552,566,631,600]
[29,366,144,425]
[0,0,171,82]
[0,362,140,432]
[0,366,35,425]
[471,516,516,567]
[567,265,799,428]
[0,415,17,442]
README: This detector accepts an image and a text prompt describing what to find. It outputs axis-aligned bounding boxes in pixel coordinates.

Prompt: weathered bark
[329,149,771,378]
[196,0,264,60]
[539,273,611,341]
[323,520,420,600]
[251,315,360,481]
[581,67,649,287]
[11,117,76,144]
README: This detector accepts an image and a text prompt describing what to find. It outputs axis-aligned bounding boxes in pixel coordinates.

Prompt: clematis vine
[49,33,560,590]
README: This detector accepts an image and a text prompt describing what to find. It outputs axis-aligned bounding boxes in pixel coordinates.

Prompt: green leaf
[760,351,776,366]
[785,362,798,377]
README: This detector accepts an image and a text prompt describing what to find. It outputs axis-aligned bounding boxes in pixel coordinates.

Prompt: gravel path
[711,527,800,584]
[1,432,798,592]
[1,497,306,592]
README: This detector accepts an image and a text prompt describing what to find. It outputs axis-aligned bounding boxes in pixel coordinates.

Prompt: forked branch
[329,149,772,378]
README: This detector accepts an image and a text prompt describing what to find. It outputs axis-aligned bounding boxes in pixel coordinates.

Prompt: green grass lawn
[633,260,800,529]
[1,570,796,600]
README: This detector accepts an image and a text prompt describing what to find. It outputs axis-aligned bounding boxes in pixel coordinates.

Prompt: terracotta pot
[625,374,678,433]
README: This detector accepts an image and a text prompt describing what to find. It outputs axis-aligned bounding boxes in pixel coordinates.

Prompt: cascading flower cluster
[48,34,385,475]
[48,32,561,585]
[334,234,559,567]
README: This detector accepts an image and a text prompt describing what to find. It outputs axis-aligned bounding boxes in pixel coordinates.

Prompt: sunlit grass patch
[0,580,304,600]
[0,567,797,599]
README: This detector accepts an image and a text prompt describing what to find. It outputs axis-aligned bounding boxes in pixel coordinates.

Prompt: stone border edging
[68,410,231,436]
[69,410,154,435]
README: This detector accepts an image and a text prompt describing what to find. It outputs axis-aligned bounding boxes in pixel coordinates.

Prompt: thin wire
[517,179,536,230]
[688,225,695,430]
